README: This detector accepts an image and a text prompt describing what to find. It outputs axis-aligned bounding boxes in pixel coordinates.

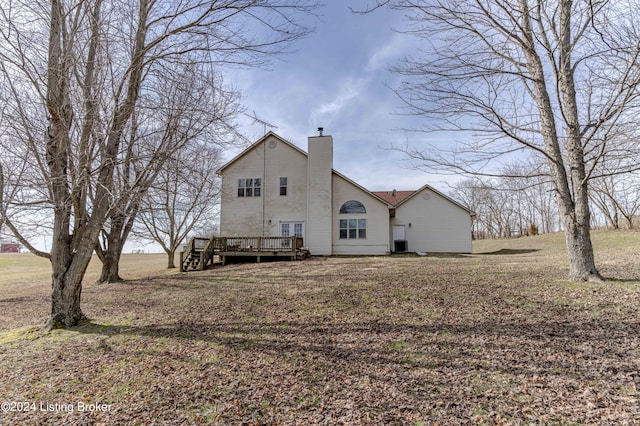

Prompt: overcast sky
[227,3,452,192]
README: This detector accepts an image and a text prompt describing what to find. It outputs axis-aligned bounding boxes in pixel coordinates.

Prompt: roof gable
[217,131,307,174]
[217,131,391,207]
[395,184,473,214]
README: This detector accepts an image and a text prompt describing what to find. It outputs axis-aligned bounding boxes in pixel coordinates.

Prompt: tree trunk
[48,266,85,329]
[96,210,138,283]
[552,158,604,282]
[44,0,89,330]
[96,215,126,283]
[98,248,123,283]
[46,236,97,330]
[563,219,602,281]
[517,0,603,282]
[167,251,176,269]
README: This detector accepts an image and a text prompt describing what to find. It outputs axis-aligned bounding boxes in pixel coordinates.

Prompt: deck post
[180,251,184,272]
[290,236,295,260]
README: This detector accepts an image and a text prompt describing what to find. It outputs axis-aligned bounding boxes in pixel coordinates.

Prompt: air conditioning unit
[394,240,407,253]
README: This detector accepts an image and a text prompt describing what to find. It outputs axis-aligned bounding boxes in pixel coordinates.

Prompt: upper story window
[339,200,366,214]
[280,177,288,196]
[237,178,261,197]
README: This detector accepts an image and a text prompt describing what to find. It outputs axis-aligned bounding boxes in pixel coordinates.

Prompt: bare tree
[370,0,640,281]
[590,176,622,229]
[451,178,504,239]
[452,167,559,240]
[0,0,320,328]
[94,66,241,283]
[500,163,559,235]
[590,172,640,230]
[138,142,222,269]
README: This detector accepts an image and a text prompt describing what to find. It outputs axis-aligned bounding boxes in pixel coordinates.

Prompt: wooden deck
[180,236,306,271]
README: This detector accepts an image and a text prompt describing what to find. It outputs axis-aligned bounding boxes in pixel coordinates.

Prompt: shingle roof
[371,190,417,207]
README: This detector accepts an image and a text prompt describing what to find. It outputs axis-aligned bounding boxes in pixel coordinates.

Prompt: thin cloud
[365,33,408,73]
[309,77,370,127]
[223,4,446,192]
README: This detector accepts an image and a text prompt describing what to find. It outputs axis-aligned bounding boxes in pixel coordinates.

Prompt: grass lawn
[0,230,639,424]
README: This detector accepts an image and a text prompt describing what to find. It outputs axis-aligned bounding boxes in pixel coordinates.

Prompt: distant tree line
[453,170,640,240]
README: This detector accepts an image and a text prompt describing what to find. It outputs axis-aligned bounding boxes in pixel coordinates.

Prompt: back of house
[218,130,473,255]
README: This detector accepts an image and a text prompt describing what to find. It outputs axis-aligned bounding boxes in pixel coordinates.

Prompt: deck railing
[220,236,303,252]
[180,236,304,271]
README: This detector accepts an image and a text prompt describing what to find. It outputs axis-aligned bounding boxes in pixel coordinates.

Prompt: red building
[0,243,20,253]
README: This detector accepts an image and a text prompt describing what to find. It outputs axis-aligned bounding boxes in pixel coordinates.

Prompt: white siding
[307,136,333,255]
[393,188,472,253]
[220,135,308,237]
[332,174,390,255]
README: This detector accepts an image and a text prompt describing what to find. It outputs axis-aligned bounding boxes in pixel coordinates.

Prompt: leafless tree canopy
[94,65,242,283]
[137,141,222,269]
[384,0,640,176]
[0,0,320,328]
[372,0,640,281]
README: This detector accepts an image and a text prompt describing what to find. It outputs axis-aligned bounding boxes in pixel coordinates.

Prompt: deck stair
[180,237,217,272]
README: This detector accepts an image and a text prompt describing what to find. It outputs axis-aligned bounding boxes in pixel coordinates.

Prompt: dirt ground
[1,231,639,425]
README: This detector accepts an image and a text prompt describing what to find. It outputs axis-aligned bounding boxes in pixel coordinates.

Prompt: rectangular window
[246,178,253,197]
[237,179,245,197]
[339,218,366,239]
[237,177,261,197]
[358,219,366,239]
[280,177,288,196]
[339,219,348,239]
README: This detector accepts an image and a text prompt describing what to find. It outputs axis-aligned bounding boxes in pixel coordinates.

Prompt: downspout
[262,137,266,238]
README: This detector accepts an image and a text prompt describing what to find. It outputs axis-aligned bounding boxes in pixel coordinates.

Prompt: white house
[218,130,473,255]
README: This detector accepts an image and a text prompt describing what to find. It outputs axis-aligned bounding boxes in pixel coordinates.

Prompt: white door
[280,222,290,237]
[393,225,406,241]
[393,225,407,252]
[280,222,304,247]
[280,222,304,238]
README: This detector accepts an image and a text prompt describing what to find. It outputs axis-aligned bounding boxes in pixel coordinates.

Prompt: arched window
[339,200,366,214]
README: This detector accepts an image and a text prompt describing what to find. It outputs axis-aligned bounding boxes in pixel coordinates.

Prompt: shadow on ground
[478,248,540,255]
